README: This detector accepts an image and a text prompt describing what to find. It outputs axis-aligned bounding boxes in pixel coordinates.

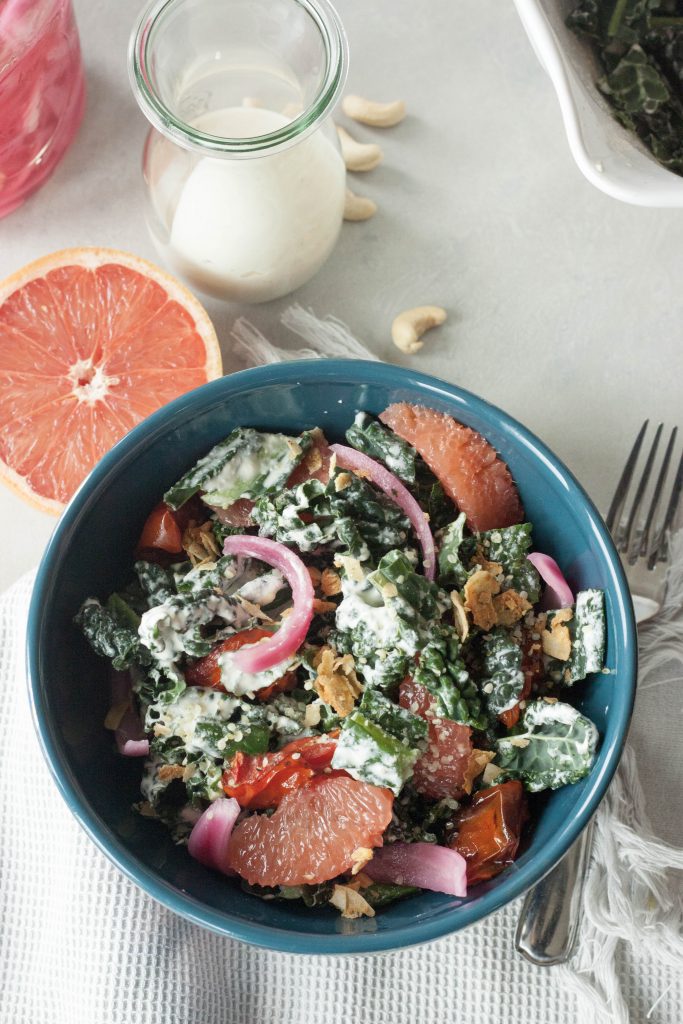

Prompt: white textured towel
[2,309,682,1024]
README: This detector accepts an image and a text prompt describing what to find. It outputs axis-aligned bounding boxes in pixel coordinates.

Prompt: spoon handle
[514,820,594,966]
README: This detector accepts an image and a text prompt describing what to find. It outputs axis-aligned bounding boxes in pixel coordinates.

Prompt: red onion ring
[222,535,314,673]
[188,798,240,875]
[527,552,573,609]
[329,444,436,580]
[364,841,467,897]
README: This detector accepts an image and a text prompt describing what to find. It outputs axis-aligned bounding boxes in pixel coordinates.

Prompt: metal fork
[515,421,683,966]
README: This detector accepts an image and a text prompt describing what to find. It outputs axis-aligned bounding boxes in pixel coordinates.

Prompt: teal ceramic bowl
[27,360,637,954]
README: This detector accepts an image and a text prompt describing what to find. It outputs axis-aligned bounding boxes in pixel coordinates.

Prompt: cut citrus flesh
[400,677,473,800]
[228,774,394,886]
[379,403,523,532]
[0,248,222,513]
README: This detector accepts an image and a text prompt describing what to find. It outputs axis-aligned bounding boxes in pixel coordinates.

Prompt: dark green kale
[164,427,311,509]
[346,412,419,483]
[331,688,427,797]
[568,1,683,175]
[480,627,525,718]
[494,699,599,792]
[437,513,469,589]
[253,471,410,561]
[345,412,454,531]
[135,560,178,606]
[413,625,488,729]
[75,596,150,671]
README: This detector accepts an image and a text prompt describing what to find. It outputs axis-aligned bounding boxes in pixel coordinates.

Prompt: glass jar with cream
[129,0,348,304]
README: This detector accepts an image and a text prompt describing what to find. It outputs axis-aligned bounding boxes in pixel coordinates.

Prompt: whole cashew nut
[336,125,383,172]
[342,95,406,128]
[391,306,447,354]
[344,188,377,221]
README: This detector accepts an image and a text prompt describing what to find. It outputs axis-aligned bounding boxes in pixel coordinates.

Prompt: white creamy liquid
[166,107,346,302]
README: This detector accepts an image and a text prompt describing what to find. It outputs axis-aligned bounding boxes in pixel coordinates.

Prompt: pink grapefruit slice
[0,248,222,513]
[379,402,524,532]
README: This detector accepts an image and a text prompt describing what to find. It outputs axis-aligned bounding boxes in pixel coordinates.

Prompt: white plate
[513,0,683,207]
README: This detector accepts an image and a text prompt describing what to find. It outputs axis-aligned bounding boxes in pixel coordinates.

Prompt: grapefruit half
[0,248,222,513]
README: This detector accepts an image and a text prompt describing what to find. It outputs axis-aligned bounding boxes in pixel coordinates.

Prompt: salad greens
[568,1,683,174]
[75,409,607,919]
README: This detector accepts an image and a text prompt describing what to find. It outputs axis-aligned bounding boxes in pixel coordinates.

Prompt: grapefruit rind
[0,248,222,514]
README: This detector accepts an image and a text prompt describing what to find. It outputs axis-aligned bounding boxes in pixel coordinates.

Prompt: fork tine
[623,423,663,561]
[605,420,648,534]
[640,427,676,561]
[649,446,683,568]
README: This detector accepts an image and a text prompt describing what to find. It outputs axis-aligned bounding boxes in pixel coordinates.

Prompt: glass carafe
[129,0,348,304]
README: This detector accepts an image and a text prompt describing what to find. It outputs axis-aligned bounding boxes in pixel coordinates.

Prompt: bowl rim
[512,0,683,208]
[26,359,637,954]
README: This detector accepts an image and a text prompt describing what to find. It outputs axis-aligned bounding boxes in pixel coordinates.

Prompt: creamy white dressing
[166,107,345,303]
[238,569,285,606]
[138,593,251,673]
[147,687,239,751]
[203,433,296,503]
[217,648,298,696]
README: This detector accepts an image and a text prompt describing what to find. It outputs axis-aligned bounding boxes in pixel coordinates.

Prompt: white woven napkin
[2,309,682,1024]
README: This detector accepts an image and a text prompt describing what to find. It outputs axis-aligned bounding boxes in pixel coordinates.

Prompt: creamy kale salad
[76,403,606,918]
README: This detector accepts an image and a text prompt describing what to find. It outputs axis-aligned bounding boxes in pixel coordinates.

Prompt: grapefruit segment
[228,775,394,886]
[0,248,221,513]
[379,402,523,532]
[399,677,474,800]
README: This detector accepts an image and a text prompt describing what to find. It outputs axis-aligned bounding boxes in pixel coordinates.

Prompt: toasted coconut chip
[104,700,130,731]
[320,567,342,596]
[542,608,573,661]
[482,762,503,786]
[334,553,365,582]
[334,471,353,492]
[312,645,363,717]
[183,522,221,566]
[493,589,532,627]
[307,565,322,587]
[469,546,503,576]
[450,590,469,641]
[507,736,531,748]
[350,847,374,875]
[330,884,376,919]
[313,598,338,615]
[461,749,496,795]
[304,700,323,728]
[235,595,274,622]
[157,763,186,782]
[138,801,158,818]
[464,569,501,631]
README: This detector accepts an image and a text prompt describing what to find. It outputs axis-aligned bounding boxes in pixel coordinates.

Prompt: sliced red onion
[188,798,240,875]
[364,842,467,897]
[110,671,149,758]
[330,444,436,581]
[222,535,314,673]
[527,552,573,609]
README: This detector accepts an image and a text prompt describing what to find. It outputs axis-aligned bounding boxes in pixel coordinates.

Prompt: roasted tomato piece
[137,502,183,554]
[448,780,528,884]
[185,627,277,690]
[222,734,339,809]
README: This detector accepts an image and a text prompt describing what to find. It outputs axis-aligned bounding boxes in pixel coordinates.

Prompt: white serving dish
[513,0,683,207]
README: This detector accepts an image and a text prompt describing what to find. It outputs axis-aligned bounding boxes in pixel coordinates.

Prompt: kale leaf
[253,471,410,560]
[568,1,683,175]
[494,699,599,792]
[163,427,311,509]
[413,625,487,729]
[480,627,525,718]
[75,596,150,671]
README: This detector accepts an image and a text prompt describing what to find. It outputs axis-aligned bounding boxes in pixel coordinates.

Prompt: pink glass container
[0,0,85,219]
